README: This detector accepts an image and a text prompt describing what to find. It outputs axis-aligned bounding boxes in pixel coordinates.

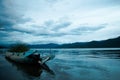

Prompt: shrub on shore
[8,43,30,53]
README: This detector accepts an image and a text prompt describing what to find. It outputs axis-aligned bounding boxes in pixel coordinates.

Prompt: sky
[0,0,120,44]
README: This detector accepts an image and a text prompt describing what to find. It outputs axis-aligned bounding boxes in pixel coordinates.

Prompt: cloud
[44,20,71,31]
[0,0,120,44]
[71,24,106,34]
[0,30,61,44]
[45,0,60,4]
[0,0,32,30]
[10,20,71,37]
[52,22,71,31]
[0,0,33,44]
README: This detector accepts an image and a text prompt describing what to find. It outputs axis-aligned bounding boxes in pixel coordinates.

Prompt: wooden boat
[5,51,55,74]
[5,52,50,64]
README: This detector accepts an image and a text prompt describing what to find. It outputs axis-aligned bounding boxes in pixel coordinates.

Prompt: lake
[0,48,120,80]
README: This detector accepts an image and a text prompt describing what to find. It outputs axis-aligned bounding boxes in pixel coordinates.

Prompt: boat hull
[5,52,36,64]
[5,52,55,74]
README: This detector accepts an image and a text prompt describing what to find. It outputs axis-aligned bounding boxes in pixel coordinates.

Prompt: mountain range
[29,36,120,48]
[0,36,120,48]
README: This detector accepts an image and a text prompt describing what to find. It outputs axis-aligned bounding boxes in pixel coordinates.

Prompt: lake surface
[0,48,120,80]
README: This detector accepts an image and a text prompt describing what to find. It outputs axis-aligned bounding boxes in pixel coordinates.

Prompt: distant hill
[58,36,120,48]
[29,36,120,48]
[0,36,120,48]
[29,43,59,48]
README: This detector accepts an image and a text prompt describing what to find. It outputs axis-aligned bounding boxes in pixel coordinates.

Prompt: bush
[8,43,30,53]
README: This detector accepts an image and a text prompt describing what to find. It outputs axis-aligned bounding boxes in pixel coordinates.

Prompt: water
[0,48,120,80]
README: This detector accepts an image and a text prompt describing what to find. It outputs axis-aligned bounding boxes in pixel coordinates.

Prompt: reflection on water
[0,48,120,80]
[5,57,43,77]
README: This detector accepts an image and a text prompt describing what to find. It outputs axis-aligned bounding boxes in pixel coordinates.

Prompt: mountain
[29,43,59,48]
[29,36,120,48]
[59,36,120,48]
[0,36,120,48]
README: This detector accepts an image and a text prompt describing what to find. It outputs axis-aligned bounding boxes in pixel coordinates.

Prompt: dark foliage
[8,43,30,53]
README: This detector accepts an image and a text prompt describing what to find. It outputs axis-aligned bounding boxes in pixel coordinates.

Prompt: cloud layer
[0,0,120,44]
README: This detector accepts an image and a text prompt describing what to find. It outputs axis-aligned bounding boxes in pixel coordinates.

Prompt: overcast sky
[0,0,120,44]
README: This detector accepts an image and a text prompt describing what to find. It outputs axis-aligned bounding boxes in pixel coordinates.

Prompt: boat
[5,51,55,74]
[5,52,51,64]
[5,56,43,77]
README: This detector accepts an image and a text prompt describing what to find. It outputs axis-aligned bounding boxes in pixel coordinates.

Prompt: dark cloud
[0,0,13,28]
[8,20,72,38]
[30,21,71,37]
[0,0,31,30]
[52,22,71,31]
[0,1,13,27]
[44,20,71,31]
[71,24,107,35]
[0,31,14,44]
[0,0,32,44]
[35,33,65,37]
[13,22,106,38]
